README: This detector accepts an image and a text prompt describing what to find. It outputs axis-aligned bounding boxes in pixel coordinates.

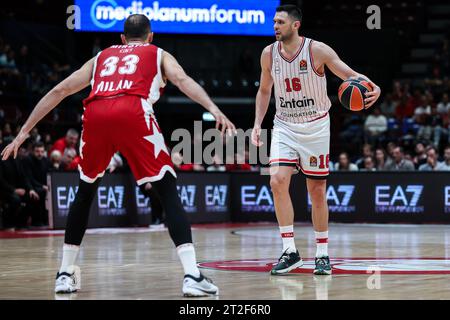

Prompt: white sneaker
[55,265,81,294]
[182,274,219,297]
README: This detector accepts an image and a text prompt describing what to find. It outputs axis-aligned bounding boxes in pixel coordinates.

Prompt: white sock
[279,225,296,253]
[315,231,329,258]
[59,244,80,273]
[177,243,201,277]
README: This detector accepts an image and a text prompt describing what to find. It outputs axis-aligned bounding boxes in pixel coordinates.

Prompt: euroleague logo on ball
[338,77,373,111]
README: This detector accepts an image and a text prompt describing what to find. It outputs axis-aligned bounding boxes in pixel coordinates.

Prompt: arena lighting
[202,112,215,121]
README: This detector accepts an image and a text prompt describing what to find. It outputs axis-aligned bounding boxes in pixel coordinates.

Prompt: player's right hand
[251,125,263,147]
[1,131,29,160]
[212,110,236,137]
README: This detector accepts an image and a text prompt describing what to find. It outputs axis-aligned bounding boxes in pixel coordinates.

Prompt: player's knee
[308,181,327,202]
[270,175,289,194]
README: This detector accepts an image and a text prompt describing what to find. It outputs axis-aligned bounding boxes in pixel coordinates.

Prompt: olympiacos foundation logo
[198,258,450,275]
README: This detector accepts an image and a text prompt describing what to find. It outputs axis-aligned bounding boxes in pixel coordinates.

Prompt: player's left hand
[1,131,29,160]
[364,82,381,109]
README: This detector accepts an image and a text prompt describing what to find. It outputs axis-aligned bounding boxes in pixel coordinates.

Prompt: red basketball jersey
[84,43,165,105]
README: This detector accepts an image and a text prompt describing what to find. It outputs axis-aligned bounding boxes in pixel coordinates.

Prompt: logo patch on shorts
[299,59,307,72]
[310,156,317,167]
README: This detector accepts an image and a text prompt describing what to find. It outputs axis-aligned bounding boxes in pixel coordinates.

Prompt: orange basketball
[338,78,373,111]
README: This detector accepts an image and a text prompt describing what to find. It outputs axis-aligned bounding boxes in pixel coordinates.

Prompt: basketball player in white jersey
[251,5,380,275]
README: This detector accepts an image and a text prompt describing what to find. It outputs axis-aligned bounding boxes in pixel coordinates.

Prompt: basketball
[338,78,373,111]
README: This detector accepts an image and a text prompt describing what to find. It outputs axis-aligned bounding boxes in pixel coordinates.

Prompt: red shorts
[79,95,176,185]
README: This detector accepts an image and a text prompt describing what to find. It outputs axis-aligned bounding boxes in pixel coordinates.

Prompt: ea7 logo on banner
[241,185,274,213]
[177,185,197,213]
[98,186,126,216]
[56,186,79,213]
[445,186,450,214]
[375,185,424,213]
[135,187,151,215]
[205,185,228,212]
[308,185,355,213]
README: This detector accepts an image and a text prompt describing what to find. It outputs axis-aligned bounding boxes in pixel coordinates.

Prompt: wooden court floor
[1,223,450,300]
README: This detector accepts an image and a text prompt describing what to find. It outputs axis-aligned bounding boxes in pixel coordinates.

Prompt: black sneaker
[313,256,332,275]
[270,249,303,275]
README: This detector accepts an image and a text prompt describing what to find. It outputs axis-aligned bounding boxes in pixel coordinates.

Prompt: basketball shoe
[313,256,332,275]
[182,273,219,297]
[270,249,303,275]
[54,265,81,293]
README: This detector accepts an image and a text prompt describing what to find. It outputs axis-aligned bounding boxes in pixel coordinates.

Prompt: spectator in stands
[61,148,79,171]
[50,128,80,170]
[225,152,252,171]
[0,149,36,229]
[207,154,226,172]
[375,148,388,170]
[379,93,397,117]
[437,93,450,115]
[414,95,432,120]
[441,146,450,171]
[386,142,397,165]
[2,123,14,144]
[355,144,374,169]
[49,150,62,171]
[413,142,428,169]
[418,146,445,171]
[395,95,415,120]
[364,108,387,144]
[385,146,415,171]
[21,142,50,226]
[361,156,376,171]
[334,152,358,171]
[50,128,79,154]
[171,151,205,171]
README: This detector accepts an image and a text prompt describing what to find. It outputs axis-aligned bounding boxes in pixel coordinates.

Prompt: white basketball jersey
[271,37,331,124]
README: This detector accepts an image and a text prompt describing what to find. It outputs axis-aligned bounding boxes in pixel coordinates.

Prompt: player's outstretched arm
[161,51,236,136]
[252,46,274,147]
[313,41,381,109]
[1,58,95,160]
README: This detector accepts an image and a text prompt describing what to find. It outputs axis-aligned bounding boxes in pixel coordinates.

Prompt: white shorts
[269,113,330,179]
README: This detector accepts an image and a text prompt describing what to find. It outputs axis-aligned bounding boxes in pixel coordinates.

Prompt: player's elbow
[52,84,70,98]
[172,73,191,89]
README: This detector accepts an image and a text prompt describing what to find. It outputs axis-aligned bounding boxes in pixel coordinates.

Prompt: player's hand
[1,131,29,160]
[364,82,381,109]
[251,125,263,147]
[212,110,236,137]
[29,190,40,200]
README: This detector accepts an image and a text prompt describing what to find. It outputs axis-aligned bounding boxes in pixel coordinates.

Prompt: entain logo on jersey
[205,185,228,212]
[241,185,274,212]
[97,186,126,216]
[135,187,151,215]
[177,185,197,213]
[445,186,450,213]
[308,185,355,213]
[375,185,424,213]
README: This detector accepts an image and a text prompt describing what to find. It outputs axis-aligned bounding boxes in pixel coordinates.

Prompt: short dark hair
[276,5,302,23]
[33,141,45,149]
[124,14,151,40]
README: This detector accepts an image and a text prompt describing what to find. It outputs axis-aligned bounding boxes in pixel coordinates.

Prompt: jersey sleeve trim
[90,51,102,88]
[309,40,325,77]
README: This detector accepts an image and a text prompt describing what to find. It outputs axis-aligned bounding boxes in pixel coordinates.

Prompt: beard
[276,30,295,42]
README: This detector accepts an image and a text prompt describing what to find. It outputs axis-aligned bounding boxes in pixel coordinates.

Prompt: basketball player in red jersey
[1,14,235,296]
[251,5,380,275]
